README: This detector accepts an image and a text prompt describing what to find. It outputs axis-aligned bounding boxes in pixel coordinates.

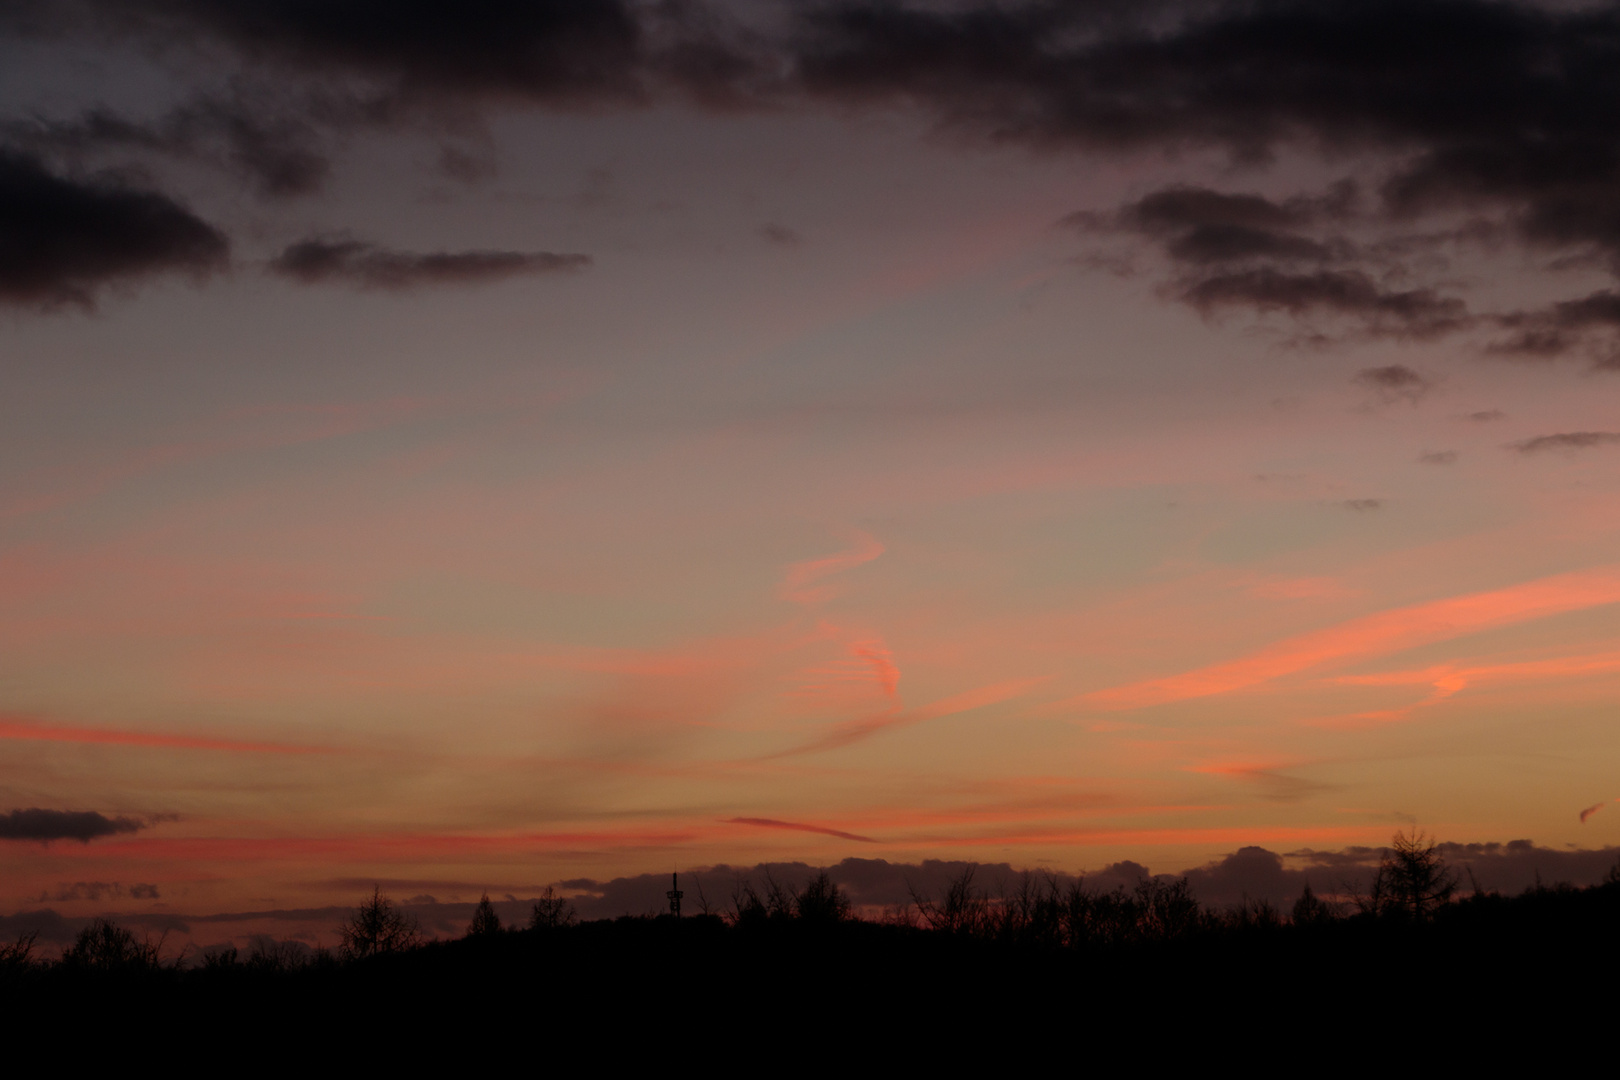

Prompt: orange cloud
[778,676,1045,756]
[909,825,1384,847]
[1247,576,1360,601]
[56,827,709,863]
[779,532,884,605]
[1580,802,1607,823]
[1088,566,1620,710]
[1336,650,1620,700]
[1,396,430,523]
[0,715,335,755]
[791,629,901,707]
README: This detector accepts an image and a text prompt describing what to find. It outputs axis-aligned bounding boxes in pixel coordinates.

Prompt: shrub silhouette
[730,870,799,925]
[62,918,163,971]
[530,886,576,930]
[248,935,312,970]
[0,931,37,974]
[468,893,502,936]
[339,887,422,958]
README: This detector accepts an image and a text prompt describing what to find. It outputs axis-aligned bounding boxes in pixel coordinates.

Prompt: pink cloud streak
[1087,566,1620,710]
[0,715,335,755]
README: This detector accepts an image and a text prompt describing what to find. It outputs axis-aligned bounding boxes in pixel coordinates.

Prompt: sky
[5,0,1620,945]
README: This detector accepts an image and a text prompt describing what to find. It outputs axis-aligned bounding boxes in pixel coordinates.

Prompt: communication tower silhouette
[667,872,683,917]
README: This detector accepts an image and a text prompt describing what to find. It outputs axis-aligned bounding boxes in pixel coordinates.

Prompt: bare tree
[911,866,989,935]
[0,931,37,973]
[62,918,165,970]
[339,886,422,958]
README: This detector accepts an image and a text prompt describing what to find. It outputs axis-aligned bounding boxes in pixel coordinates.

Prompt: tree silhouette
[1291,882,1336,924]
[467,893,502,936]
[795,870,851,923]
[339,887,422,957]
[912,866,989,934]
[1369,830,1456,921]
[530,886,576,930]
[62,918,163,970]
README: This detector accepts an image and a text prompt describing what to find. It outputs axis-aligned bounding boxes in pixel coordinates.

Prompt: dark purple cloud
[0,808,146,844]
[1356,364,1433,402]
[1509,431,1620,454]
[6,0,1620,348]
[268,236,591,289]
[0,151,227,308]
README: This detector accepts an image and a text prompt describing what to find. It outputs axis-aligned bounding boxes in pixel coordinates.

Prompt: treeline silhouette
[4,832,1617,1056]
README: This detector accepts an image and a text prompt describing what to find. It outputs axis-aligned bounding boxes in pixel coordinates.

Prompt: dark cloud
[1418,450,1457,465]
[1355,364,1433,403]
[1114,184,1356,267]
[1489,290,1620,364]
[1165,225,1336,266]
[0,808,145,843]
[759,222,803,247]
[792,1,1620,346]
[794,0,1620,255]
[7,0,1620,344]
[1466,409,1506,422]
[1090,183,1478,339]
[267,236,590,289]
[723,817,877,843]
[46,0,649,108]
[0,150,228,308]
[1180,268,1469,338]
[1509,431,1620,454]
[0,909,77,944]
[7,90,330,199]
[1343,498,1382,512]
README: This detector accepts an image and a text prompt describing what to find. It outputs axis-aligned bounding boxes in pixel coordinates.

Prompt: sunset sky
[5,0,1620,938]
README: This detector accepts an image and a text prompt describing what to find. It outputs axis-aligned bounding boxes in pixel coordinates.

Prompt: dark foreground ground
[5,877,1619,1063]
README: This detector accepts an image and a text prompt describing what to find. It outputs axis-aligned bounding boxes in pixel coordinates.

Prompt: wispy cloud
[1087,567,1620,709]
[0,715,335,755]
[777,677,1044,757]
[723,817,877,843]
[778,533,885,605]
[1510,432,1620,454]
[1320,649,1620,726]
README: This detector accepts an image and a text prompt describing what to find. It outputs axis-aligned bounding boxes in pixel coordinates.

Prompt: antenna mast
[667,871,683,917]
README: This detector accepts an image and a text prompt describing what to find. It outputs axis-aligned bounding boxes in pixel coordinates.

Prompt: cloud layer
[268,237,591,290]
[0,150,227,308]
[8,1,1620,325]
[0,808,146,843]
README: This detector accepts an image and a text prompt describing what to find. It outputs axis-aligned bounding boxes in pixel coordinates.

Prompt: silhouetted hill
[6,868,1618,1063]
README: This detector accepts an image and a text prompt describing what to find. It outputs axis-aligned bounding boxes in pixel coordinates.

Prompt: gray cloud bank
[0,150,227,309]
[268,237,590,289]
[0,808,146,843]
[5,0,1620,332]
[7,839,1615,949]
[559,841,1620,918]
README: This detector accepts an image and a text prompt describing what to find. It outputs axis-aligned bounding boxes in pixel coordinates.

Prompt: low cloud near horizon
[12,840,1615,950]
[0,808,146,844]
